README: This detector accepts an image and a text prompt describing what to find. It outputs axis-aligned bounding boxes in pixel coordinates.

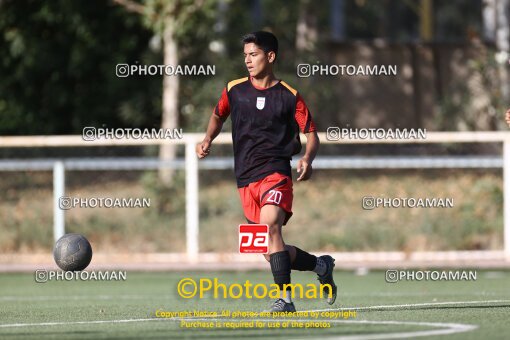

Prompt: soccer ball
[53,233,93,271]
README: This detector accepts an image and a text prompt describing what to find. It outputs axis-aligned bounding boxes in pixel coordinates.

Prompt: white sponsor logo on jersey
[256,97,265,110]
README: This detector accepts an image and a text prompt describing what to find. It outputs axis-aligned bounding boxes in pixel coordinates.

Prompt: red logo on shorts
[239,224,269,254]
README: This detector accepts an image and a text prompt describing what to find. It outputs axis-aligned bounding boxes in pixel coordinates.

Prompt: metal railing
[1,131,509,261]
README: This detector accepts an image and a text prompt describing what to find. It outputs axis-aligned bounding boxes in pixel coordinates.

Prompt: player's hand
[505,109,510,127]
[297,157,313,181]
[196,139,211,159]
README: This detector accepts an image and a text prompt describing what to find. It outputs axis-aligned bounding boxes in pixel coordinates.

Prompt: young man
[196,31,337,312]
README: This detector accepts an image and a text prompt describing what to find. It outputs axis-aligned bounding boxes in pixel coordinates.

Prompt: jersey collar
[249,76,281,91]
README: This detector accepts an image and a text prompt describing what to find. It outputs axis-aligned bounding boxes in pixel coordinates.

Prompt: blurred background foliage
[0,0,507,136]
[1,0,508,252]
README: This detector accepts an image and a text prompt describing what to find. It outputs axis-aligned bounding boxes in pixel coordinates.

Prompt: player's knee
[263,253,270,262]
[267,223,282,238]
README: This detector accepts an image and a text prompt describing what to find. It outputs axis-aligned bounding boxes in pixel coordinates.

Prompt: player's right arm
[197,114,223,159]
[196,88,230,159]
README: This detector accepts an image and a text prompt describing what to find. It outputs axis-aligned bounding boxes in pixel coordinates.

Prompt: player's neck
[250,72,278,89]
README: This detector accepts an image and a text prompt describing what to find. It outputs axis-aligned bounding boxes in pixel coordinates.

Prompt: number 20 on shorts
[266,190,282,204]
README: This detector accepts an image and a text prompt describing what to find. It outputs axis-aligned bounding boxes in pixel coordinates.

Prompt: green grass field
[0,270,509,339]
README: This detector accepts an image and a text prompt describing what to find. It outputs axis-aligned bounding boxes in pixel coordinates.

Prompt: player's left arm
[295,93,320,181]
[297,130,320,181]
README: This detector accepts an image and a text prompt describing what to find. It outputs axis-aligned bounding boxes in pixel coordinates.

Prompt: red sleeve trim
[295,93,316,133]
[214,88,230,119]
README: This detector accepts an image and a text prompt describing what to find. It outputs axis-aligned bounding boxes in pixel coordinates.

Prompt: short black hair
[242,31,278,57]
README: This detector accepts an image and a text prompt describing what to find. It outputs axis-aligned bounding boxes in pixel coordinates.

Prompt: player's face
[243,43,274,78]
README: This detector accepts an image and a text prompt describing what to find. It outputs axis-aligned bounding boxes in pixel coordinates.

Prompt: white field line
[177,318,478,340]
[0,292,504,302]
[304,299,510,313]
[0,318,160,328]
[2,300,507,338]
[287,319,477,339]
[0,295,162,301]
[0,317,477,340]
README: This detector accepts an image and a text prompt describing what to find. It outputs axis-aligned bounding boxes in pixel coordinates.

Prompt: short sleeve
[294,93,316,133]
[214,88,230,119]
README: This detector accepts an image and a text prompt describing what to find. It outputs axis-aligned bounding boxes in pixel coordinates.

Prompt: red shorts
[238,172,293,225]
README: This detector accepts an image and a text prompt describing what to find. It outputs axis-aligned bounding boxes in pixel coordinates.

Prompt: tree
[0,0,157,135]
[296,0,318,52]
[495,0,509,101]
[113,0,217,185]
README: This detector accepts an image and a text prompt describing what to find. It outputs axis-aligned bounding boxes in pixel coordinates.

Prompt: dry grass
[0,169,503,253]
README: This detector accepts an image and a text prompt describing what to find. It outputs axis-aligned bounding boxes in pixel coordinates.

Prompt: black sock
[291,247,317,271]
[269,250,291,290]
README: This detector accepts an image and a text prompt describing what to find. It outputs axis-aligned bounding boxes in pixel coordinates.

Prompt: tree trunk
[296,0,318,52]
[496,0,509,101]
[330,0,345,42]
[482,0,497,42]
[419,0,433,42]
[159,16,179,186]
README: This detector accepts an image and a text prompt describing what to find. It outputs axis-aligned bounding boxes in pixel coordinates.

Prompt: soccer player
[196,31,337,312]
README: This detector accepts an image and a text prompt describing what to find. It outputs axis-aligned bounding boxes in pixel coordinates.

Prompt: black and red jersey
[214,77,316,188]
